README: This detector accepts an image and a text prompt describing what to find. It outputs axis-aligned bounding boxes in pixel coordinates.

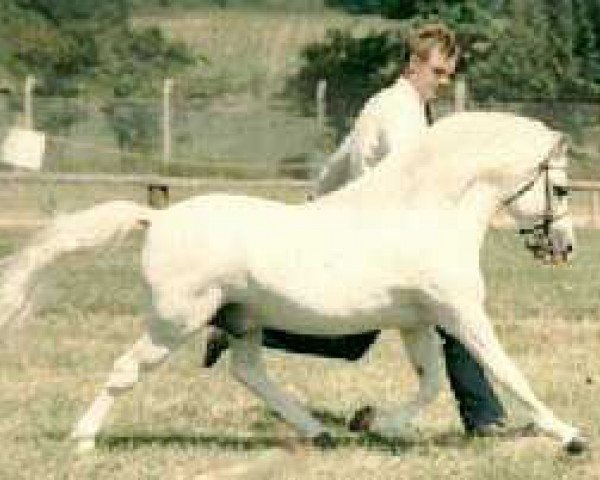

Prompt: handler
[203,22,505,437]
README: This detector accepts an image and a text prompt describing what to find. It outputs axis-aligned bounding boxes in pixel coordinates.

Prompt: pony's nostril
[566,244,573,253]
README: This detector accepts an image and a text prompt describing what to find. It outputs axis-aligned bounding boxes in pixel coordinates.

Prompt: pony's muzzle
[522,231,573,265]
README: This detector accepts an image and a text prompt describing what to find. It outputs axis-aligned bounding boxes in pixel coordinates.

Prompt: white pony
[0,112,583,454]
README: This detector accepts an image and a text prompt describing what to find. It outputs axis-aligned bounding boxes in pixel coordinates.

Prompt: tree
[1,0,195,168]
[324,0,383,14]
[103,100,158,171]
[566,0,600,94]
[465,0,600,100]
[2,0,193,95]
[284,28,407,137]
[287,0,600,120]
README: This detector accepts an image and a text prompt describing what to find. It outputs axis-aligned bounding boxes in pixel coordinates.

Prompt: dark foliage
[284,28,407,134]
[1,0,195,155]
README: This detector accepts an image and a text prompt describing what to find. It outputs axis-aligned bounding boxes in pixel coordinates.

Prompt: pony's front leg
[350,326,444,438]
[439,301,585,453]
[228,330,333,447]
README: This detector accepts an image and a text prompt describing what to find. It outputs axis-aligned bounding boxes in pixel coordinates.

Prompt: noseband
[502,158,568,258]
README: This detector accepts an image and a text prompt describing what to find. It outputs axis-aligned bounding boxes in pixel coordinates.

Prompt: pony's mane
[326,111,562,207]
[421,111,560,178]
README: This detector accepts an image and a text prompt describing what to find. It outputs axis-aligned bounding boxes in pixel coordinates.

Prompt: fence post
[147,183,170,209]
[23,75,56,214]
[162,78,174,169]
[311,79,329,179]
[24,75,36,129]
[454,77,466,112]
[591,191,600,228]
[316,79,327,132]
[152,78,174,208]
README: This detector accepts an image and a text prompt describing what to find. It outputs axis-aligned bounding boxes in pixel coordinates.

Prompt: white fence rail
[0,172,599,227]
[0,171,307,208]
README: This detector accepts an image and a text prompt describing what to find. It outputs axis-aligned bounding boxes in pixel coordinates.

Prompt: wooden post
[316,79,327,131]
[591,191,600,228]
[162,78,174,169]
[454,77,466,112]
[157,78,174,205]
[147,183,170,209]
[24,75,35,129]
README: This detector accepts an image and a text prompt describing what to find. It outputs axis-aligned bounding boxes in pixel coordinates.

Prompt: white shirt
[315,77,427,195]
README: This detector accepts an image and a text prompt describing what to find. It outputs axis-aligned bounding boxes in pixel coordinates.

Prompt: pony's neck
[455,181,503,251]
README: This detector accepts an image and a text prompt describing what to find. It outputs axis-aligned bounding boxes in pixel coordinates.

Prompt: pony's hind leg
[70,332,171,452]
[350,326,444,438]
[71,286,223,452]
[228,329,332,447]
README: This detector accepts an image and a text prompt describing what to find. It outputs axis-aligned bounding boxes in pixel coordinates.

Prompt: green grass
[134,9,396,98]
[0,195,599,478]
[131,0,330,15]
[483,229,600,322]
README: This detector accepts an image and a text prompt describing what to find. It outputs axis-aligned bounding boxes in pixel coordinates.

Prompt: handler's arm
[313,134,352,196]
[314,107,383,196]
[350,108,386,171]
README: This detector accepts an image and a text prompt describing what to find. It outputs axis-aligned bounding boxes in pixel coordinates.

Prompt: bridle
[503,162,559,235]
[502,155,569,259]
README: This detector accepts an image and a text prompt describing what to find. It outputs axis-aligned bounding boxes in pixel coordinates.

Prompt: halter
[501,153,569,259]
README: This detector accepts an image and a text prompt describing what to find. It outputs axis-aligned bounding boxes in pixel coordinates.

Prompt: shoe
[466,420,507,438]
[515,421,540,437]
[203,327,230,367]
[466,420,541,439]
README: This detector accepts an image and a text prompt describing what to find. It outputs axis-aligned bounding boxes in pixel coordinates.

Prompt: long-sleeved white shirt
[315,77,427,195]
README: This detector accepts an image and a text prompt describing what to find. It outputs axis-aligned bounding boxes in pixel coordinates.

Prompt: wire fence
[1,84,600,179]
[1,85,600,225]
[2,83,595,221]
[0,93,323,179]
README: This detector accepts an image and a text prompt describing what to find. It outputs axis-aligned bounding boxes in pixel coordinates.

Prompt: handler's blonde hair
[408,23,458,60]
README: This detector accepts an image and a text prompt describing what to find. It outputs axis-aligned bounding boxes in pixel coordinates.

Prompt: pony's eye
[553,185,569,198]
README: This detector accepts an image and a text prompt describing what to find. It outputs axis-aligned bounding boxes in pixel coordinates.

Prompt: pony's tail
[0,200,154,330]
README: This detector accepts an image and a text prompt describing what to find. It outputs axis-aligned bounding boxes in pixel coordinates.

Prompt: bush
[277,153,314,180]
[284,28,407,138]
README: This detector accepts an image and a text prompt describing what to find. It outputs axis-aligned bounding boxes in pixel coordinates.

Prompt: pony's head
[324,110,576,264]
[419,111,575,263]
[501,135,574,263]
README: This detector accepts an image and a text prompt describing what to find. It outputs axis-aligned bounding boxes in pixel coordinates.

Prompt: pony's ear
[546,132,568,168]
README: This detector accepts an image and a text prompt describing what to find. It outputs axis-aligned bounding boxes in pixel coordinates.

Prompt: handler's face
[411,45,456,101]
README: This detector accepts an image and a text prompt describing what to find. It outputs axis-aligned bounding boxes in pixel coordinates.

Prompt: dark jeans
[435,327,505,430]
[261,328,379,361]
[260,327,504,430]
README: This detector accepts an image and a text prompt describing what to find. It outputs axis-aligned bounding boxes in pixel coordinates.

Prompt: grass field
[0,185,600,478]
[134,9,397,98]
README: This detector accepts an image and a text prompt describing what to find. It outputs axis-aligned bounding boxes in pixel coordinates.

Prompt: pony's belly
[245,289,428,335]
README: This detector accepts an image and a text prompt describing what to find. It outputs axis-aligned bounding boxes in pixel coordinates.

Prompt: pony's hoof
[202,328,230,367]
[348,406,375,432]
[74,438,96,453]
[312,431,336,450]
[564,436,587,455]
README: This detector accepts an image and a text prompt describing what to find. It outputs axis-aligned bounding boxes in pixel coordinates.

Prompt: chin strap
[504,160,569,260]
